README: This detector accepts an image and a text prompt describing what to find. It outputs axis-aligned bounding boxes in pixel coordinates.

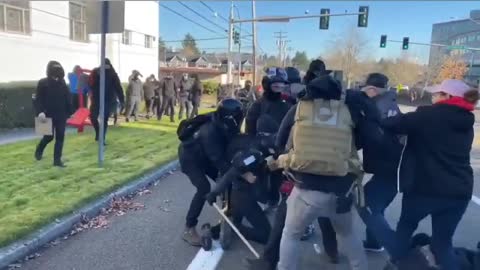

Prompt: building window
[0,0,31,34]
[69,1,87,42]
[144,34,154,48]
[122,30,132,45]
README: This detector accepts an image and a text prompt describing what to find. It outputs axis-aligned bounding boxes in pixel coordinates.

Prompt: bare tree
[323,24,369,88]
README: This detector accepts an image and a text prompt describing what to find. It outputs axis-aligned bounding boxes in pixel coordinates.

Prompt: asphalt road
[14,105,480,270]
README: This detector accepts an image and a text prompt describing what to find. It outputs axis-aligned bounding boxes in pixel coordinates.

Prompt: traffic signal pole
[227,1,234,96]
[386,39,480,51]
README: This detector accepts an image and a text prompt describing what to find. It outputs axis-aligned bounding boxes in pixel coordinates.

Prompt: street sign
[447,45,466,50]
[86,1,125,34]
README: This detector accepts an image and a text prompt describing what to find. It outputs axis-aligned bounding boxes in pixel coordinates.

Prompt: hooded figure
[125,70,144,122]
[90,58,125,143]
[34,61,73,167]
[158,73,177,122]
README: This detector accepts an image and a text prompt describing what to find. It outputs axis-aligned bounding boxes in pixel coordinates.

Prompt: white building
[0,0,159,83]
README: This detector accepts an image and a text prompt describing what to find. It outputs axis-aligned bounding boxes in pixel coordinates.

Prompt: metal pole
[238,27,242,87]
[232,11,366,24]
[227,1,234,96]
[251,0,257,86]
[98,1,109,167]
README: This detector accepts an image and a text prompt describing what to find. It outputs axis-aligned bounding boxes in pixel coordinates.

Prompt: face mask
[271,82,287,93]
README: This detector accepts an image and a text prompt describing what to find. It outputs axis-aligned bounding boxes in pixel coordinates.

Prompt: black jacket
[90,67,125,108]
[162,77,177,98]
[275,89,379,194]
[246,97,290,135]
[36,61,73,119]
[361,90,403,178]
[383,104,474,200]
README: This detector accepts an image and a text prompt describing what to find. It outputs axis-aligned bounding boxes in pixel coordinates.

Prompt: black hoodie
[35,61,73,119]
[383,104,474,200]
[90,59,125,108]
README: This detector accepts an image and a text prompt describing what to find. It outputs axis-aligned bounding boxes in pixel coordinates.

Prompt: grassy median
[0,117,184,247]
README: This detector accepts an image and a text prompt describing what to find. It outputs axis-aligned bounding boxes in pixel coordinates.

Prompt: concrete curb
[0,160,179,269]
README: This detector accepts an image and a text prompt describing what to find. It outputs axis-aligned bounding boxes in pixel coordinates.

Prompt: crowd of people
[177,59,480,270]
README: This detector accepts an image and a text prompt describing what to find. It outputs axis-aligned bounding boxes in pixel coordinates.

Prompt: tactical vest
[287,96,361,176]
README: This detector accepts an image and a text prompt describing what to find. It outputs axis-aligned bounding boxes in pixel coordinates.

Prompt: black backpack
[177,113,212,142]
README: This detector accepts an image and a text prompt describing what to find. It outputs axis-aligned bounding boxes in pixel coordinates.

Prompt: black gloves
[205,192,218,206]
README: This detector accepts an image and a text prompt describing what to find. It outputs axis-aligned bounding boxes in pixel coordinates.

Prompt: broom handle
[212,203,260,259]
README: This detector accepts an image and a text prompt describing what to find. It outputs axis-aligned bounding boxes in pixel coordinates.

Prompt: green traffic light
[380,43,386,48]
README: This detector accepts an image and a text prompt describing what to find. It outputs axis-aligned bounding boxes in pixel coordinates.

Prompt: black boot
[35,150,43,161]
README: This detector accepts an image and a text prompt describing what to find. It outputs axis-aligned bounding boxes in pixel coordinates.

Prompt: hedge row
[0,82,37,129]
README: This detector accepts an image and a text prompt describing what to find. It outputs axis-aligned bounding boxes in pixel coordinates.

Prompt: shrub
[0,81,37,129]
[202,80,218,95]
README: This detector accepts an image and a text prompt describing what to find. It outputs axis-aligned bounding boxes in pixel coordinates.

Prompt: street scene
[1,1,480,270]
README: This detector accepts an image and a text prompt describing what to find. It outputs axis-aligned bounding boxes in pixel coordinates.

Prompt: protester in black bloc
[90,58,125,144]
[272,66,382,270]
[381,79,478,270]
[143,74,158,119]
[190,75,203,118]
[356,73,403,253]
[125,70,143,122]
[158,72,177,122]
[34,61,73,167]
[178,73,192,120]
[178,98,244,246]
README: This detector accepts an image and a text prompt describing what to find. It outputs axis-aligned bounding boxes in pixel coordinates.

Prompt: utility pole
[274,31,288,67]
[251,0,257,86]
[227,1,234,95]
[284,46,292,67]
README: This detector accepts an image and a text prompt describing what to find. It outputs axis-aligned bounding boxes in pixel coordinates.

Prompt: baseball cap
[362,73,389,95]
[426,79,471,97]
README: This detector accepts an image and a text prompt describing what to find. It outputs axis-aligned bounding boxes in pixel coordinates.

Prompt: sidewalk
[0,128,79,146]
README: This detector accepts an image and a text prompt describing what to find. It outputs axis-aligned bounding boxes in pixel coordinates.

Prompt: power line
[198,0,252,36]
[177,1,228,34]
[160,3,222,35]
[163,35,252,43]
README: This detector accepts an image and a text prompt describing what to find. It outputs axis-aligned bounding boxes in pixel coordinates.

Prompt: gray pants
[178,97,192,120]
[278,187,367,270]
[126,96,141,120]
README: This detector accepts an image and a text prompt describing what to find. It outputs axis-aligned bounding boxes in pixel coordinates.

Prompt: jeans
[278,187,367,270]
[364,175,397,248]
[264,197,338,270]
[145,97,155,116]
[159,96,175,122]
[126,96,141,120]
[178,97,192,120]
[35,117,66,162]
[393,195,469,270]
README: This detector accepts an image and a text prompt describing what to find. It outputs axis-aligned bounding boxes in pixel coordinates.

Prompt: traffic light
[358,6,369,27]
[380,35,387,48]
[319,8,330,30]
[233,30,240,45]
[402,37,409,50]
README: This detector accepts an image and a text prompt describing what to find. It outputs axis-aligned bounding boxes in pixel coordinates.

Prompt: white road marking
[472,195,480,206]
[186,241,224,270]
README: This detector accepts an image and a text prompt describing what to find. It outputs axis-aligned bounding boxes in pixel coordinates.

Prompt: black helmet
[285,67,301,84]
[216,98,244,135]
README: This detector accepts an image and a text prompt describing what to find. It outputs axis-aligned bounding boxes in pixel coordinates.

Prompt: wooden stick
[212,203,260,259]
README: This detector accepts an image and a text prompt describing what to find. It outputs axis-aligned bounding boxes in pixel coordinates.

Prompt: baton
[212,202,260,259]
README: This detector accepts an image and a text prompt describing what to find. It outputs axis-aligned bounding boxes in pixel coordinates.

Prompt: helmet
[285,67,301,84]
[216,98,244,135]
[265,67,288,84]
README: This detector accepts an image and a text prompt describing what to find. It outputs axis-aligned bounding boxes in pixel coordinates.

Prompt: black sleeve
[276,105,296,151]
[210,166,241,195]
[63,81,74,116]
[113,73,125,104]
[201,125,230,174]
[35,79,47,115]
[245,101,261,135]
[382,110,422,135]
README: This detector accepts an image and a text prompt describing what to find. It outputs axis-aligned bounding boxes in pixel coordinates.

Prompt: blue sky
[159,1,478,64]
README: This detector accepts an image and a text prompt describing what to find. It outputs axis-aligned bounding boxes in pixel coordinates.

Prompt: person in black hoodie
[274,71,380,270]
[382,79,477,270]
[35,61,73,167]
[90,58,125,143]
[158,73,177,122]
[178,98,244,247]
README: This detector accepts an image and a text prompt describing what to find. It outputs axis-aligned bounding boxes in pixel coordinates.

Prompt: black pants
[91,104,110,141]
[179,144,218,228]
[154,96,162,118]
[231,188,272,244]
[159,96,175,121]
[262,197,338,269]
[190,100,200,118]
[145,97,154,116]
[178,97,192,120]
[35,118,66,162]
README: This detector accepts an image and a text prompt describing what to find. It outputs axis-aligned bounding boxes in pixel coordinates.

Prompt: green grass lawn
[0,117,184,247]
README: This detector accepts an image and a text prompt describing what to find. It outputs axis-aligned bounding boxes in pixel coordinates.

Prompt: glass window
[144,34,154,48]
[0,1,30,34]
[69,2,88,42]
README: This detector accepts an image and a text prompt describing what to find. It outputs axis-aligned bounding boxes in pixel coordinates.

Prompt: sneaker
[200,223,212,251]
[53,160,66,168]
[182,227,202,247]
[327,253,340,264]
[35,151,42,161]
[300,224,316,241]
[363,241,385,252]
